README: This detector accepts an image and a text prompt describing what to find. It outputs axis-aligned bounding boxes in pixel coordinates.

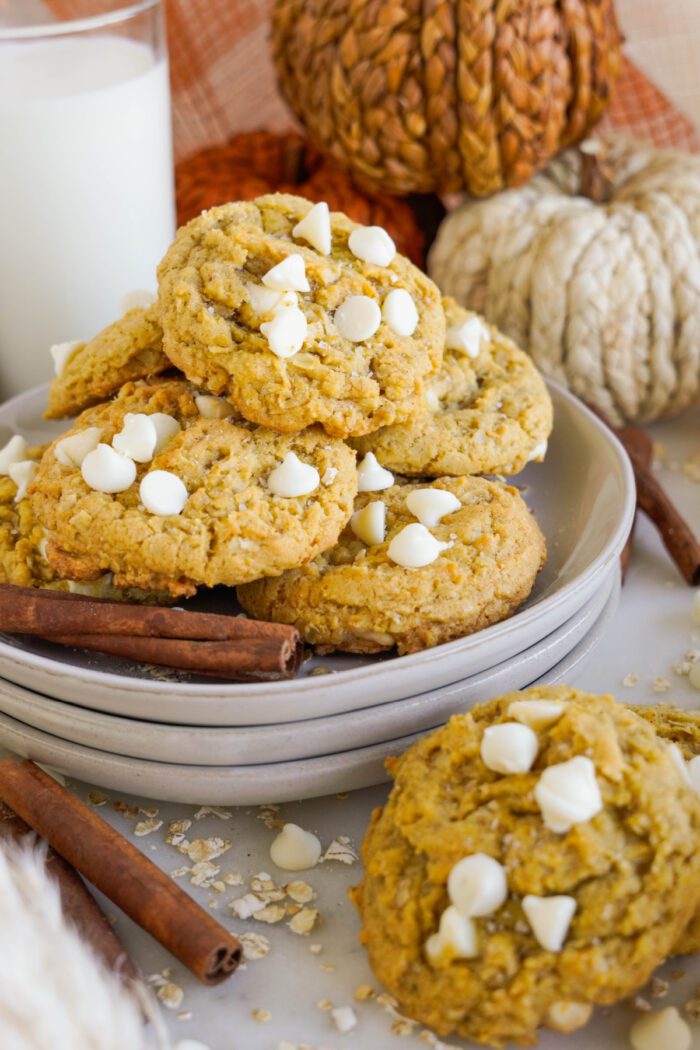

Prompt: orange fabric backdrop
[47,1,698,162]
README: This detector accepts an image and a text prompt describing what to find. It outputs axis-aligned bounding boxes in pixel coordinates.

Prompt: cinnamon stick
[588,404,700,586]
[0,760,242,985]
[0,585,303,679]
[0,801,138,980]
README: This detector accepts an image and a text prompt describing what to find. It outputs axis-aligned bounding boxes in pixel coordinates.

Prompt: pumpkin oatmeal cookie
[156,193,444,437]
[238,476,545,655]
[352,687,700,1047]
[30,378,356,597]
[0,443,59,589]
[351,298,553,476]
[45,305,171,420]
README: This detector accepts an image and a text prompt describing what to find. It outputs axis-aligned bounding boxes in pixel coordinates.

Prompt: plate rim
[0,378,635,700]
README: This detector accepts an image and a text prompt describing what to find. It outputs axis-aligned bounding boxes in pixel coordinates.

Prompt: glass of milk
[0,1,175,399]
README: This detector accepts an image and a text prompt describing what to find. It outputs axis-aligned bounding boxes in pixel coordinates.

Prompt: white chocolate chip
[331,1006,357,1034]
[112,413,157,463]
[688,755,700,796]
[693,591,700,627]
[150,413,181,453]
[629,1008,691,1050]
[425,906,478,965]
[292,201,332,255]
[480,722,539,774]
[545,1002,592,1033]
[267,452,319,497]
[81,444,136,493]
[55,426,102,468]
[348,225,395,267]
[119,289,156,314]
[425,387,441,412]
[447,853,508,917]
[261,306,308,358]
[269,823,321,871]
[534,756,603,833]
[350,501,386,546]
[406,488,461,527]
[0,435,29,476]
[528,439,548,463]
[445,315,489,358]
[507,699,565,730]
[387,523,451,569]
[334,295,381,342]
[195,396,236,420]
[246,284,298,316]
[666,742,692,787]
[9,460,37,502]
[522,894,576,952]
[382,289,418,336]
[140,471,188,516]
[356,452,394,492]
[49,340,82,376]
[262,253,310,292]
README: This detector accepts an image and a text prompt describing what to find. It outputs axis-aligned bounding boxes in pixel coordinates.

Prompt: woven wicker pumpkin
[175,130,430,265]
[429,135,700,423]
[271,0,621,197]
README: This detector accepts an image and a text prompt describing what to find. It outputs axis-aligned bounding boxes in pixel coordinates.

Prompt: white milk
[0,35,175,397]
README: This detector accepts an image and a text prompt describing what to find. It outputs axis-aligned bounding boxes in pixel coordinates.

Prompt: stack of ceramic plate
[0,383,634,804]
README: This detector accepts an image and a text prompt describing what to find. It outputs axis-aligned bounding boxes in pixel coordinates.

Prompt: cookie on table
[238,474,546,655]
[630,704,700,955]
[30,378,357,598]
[44,304,171,420]
[351,687,700,1047]
[156,193,445,437]
[351,298,553,476]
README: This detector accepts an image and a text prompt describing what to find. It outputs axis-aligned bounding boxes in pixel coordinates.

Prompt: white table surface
[4,406,700,1050]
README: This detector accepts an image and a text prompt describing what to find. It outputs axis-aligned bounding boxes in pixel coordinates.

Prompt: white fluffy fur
[0,843,165,1050]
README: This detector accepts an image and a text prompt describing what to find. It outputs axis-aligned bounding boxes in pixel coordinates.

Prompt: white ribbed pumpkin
[430,135,700,424]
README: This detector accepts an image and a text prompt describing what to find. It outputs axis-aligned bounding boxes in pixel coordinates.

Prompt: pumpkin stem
[578,142,613,203]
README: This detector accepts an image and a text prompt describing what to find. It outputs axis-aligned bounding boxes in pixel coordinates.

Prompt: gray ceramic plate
[0,381,635,725]
[0,566,619,764]
[0,576,619,803]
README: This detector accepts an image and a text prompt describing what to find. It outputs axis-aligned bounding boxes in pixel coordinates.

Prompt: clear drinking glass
[0,1,175,398]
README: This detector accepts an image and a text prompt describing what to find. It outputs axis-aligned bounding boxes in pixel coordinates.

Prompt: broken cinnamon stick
[588,404,700,586]
[0,761,241,985]
[0,585,303,678]
[0,800,139,979]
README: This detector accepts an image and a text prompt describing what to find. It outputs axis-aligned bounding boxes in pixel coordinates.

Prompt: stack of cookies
[0,194,553,657]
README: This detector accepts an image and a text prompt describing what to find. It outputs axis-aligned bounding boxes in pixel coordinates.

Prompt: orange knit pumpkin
[176,131,430,265]
[271,0,622,197]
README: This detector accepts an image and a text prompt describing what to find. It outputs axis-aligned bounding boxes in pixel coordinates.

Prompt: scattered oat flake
[317,999,334,1011]
[212,880,226,893]
[252,1008,271,1023]
[623,673,639,688]
[175,1010,192,1020]
[320,962,336,972]
[322,838,358,864]
[113,800,140,818]
[166,818,192,845]
[650,977,669,999]
[284,880,316,904]
[189,860,220,887]
[288,907,318,935]
[230,894,266,920]
[331,1005,357,1033]
[392,1018,416,1036]
[309,666,330,676]
[87,789,108,806]
[194,805,232,820]
[257,804,282,830]
[134,817,163,837]
[632,995,651,1012]
[336,792,349,800]
[240,932,271,960]
[309,943,323,954]
[156,982,184,1010]
[354,984,375,1002]
[223,871,244,886]
[170,866,190,878]
[652,676,671,694]
[181,837,231,863]
[255,903,287,924]
[685,991,700,1023]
